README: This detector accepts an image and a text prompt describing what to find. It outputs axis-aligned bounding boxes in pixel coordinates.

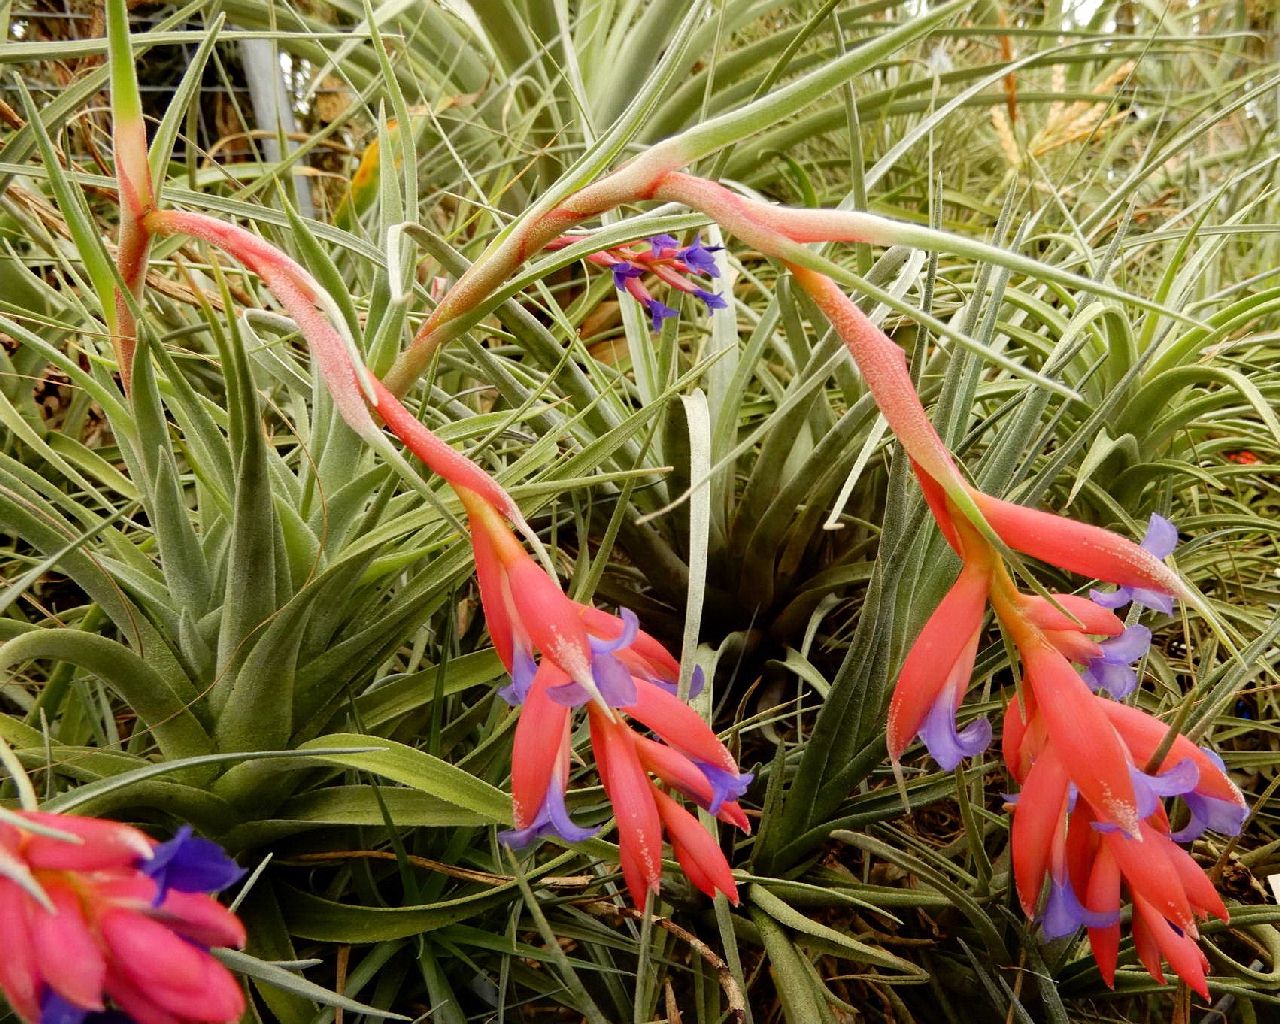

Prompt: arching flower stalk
[105,0,154,393]
[111,30,747,908]
[110,106,748,912]
[107,0,1237,978]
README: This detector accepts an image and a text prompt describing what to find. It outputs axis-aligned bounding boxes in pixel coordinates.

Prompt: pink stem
[788,266,964,497]
[144,208,529,531]
[112,118,154,394]
[144,208,382,444]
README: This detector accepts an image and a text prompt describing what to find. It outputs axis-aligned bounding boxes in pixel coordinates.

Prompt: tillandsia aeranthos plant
[4,0,1266,1020]
[109,0,1247,998]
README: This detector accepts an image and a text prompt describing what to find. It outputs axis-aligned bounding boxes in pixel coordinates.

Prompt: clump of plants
[0,2,1275,1021]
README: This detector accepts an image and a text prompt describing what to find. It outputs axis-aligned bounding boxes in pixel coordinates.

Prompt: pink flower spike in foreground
[142,208,383,447]
[467,488,750,903]
[1004,690,1245,996]
[0,812,245,1024]
[373,391,749,908]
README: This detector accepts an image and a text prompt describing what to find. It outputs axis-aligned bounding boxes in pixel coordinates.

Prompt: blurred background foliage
[0,0,1278,1020]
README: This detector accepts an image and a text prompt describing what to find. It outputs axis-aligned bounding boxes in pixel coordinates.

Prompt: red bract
[588,705,741,906]
[1013,630,1142,837]
[1005,689,1243,995]
[0,813,245,1024]
[972,492,1185,598]
[887,551,992,770]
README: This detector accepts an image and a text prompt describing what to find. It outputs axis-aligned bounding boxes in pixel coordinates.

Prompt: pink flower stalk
[106,0,156,393]
[132,208,543,546]
[0,813,245,1024]
[142,209,383,447]
[109,85,741,905]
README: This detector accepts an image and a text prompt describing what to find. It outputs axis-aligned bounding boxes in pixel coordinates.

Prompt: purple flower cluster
[1079,514,1177,699]
[600,234,728,331]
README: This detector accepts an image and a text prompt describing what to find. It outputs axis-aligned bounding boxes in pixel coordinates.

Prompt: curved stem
[385,153,679,396]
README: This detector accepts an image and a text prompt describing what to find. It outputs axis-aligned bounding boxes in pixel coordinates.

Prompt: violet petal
[1042,876,1118,938]
[1141,514,1178,559]
[1098,625,1152,664]
[588,608,639,656]
[918,695,991,771]
[592,652,638,707]
[143,826,244,904]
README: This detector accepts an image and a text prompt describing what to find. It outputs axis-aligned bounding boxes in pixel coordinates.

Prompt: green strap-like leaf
[213,949,409,1020]
[0,630,210,758]
[295,733,511,823]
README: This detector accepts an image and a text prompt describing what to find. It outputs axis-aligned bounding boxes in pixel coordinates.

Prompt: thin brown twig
[580,899,746,1023]
[288,849,594,889]
[334,945,349,1024]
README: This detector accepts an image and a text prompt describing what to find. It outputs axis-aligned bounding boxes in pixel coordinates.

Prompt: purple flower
[588,608,640,707]
[1041,873,1119,938]
[678,234,723,278]
[648,234,680,256]
[499,777,599,848]
[1174,791,1249,843]
[141,826,245,904]
[644,298,678,332]
[1091,514,1178,614]
[918,691,991,771]
[1131,758,1199,818]
[1080,625,1151,699]
[693,288,727,311]
[1171,748,1249,842]
[644,664,706,700]
[547,609,641,708]
[695,763,753,813]
[1092,758,1199,834]
[498,646,539,705]
[610,261,644,290]
[39,993,132,1024]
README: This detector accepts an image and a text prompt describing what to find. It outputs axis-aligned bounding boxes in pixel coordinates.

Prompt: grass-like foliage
[0,1,1277,1021]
